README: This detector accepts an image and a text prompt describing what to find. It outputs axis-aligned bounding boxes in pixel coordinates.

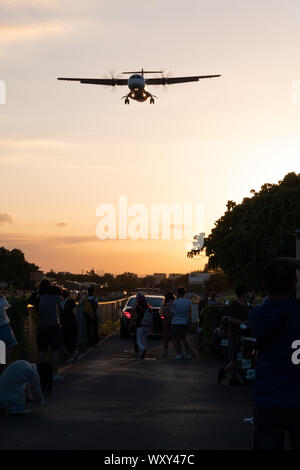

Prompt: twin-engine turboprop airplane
[57,68,221,104]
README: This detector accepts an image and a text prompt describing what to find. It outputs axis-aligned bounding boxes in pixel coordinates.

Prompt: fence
[19,297,129,362]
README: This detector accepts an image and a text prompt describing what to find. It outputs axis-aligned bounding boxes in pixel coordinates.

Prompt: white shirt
[171,297,192,325]
[0,296,11,326]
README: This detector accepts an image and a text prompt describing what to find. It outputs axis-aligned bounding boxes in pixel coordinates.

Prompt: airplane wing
[145,75,221,85]
[57,77,128,86]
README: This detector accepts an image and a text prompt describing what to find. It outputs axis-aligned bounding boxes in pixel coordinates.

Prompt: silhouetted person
[37,284,63,382]
[59,290,79,363]
[159,291,174,357]
[251,258,300,450]
[171,286,192,360]
[82,287,99,347]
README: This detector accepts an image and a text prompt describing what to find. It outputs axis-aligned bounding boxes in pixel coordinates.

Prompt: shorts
[171,324,188,339]
[37,325,62,352]
[0,324,17,348]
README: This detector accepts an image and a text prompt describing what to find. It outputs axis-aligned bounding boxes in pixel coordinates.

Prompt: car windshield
[126,297,137,308]
[125,296,164,308]
[146,296,164,307]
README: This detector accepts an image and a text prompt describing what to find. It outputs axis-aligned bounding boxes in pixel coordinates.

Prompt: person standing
[59,290,79,363]
[207,292,221,306]
[82,287,99,347]
[135,293,152,359]
[159,291,174,357]
[171,286,192,360]
[28,279,51,313]
[37,284,63,382]
[218,285,251,385]
[250,258,300,450]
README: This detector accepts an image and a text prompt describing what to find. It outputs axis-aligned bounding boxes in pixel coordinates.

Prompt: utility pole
[296,230,300,298]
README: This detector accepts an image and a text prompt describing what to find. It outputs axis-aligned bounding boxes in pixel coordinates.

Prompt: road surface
[0,331,254,450]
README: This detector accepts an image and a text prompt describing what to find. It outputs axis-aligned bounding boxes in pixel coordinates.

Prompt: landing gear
[150,97,155,104]
[125,97,130,105]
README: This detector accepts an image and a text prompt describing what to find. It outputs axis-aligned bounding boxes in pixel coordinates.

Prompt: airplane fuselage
[127,74,149,102]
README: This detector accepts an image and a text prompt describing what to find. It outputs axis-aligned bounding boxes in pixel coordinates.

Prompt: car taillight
[124,311,131,318]
[161,316,165,319]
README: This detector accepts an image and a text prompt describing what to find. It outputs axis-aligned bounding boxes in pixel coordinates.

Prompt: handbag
[141,308,152,327]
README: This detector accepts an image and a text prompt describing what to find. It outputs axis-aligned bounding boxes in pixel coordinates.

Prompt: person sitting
[0,360,52,415]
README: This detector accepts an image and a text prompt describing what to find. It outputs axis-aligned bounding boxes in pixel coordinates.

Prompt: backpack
[141,308,152,327]
[83,297,95,319]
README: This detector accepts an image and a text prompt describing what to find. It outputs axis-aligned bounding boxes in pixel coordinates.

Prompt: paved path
[0,332,254,450]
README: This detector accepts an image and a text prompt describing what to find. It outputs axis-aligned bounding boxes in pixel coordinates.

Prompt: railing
[21,297,129,362]
[98,297,129,323]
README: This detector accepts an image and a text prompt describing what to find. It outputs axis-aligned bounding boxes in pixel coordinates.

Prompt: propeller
[150,68,173,91]
[103,70,121,91]
[160,69,173,90]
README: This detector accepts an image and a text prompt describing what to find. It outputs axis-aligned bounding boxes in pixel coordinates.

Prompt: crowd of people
[201,257,300,451]
[131,286,192,360]
[0,280,100,415]
[1,257,300,451]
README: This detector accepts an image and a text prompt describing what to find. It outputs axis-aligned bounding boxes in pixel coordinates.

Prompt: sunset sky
[1,0,299,275]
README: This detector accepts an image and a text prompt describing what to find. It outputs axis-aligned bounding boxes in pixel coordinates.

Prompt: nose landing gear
[150,97,155,104]
[122,94,130,105]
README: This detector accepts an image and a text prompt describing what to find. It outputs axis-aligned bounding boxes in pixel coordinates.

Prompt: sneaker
[183,354,192,360]
[67,350,79,363]
[172,354,182,360]
[53,373,64,382]
[11,409,30,416]
[140,349,146,359]
[218,368,226,385]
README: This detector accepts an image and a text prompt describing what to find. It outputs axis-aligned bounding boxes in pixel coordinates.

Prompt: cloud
[0,21,70,44]
[0,213,13,225]
[1,232,95,246]
[55,222,69,228]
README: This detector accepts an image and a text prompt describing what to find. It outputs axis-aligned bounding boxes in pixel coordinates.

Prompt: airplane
[57,68,221,104]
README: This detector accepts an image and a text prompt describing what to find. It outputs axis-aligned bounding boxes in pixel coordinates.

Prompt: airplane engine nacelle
[128,74,145,90]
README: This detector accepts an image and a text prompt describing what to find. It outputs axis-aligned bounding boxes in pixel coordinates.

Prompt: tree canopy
[0,247,39,287]
[188,172,300,290]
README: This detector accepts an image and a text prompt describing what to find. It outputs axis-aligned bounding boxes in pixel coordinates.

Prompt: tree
[0,247,39,287]
[187,172,300,290]
[115,272,139,291]
[202,268,231,293]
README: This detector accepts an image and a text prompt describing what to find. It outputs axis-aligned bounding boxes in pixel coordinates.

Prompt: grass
[99,320,120,340]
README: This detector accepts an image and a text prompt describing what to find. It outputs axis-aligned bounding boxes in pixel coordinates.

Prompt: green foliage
[188,172,300,290]
[6,297,30,342]
[0,247,39,287]
[202,269,231,292]
[5,297,36,361]
[99,320,120,340]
